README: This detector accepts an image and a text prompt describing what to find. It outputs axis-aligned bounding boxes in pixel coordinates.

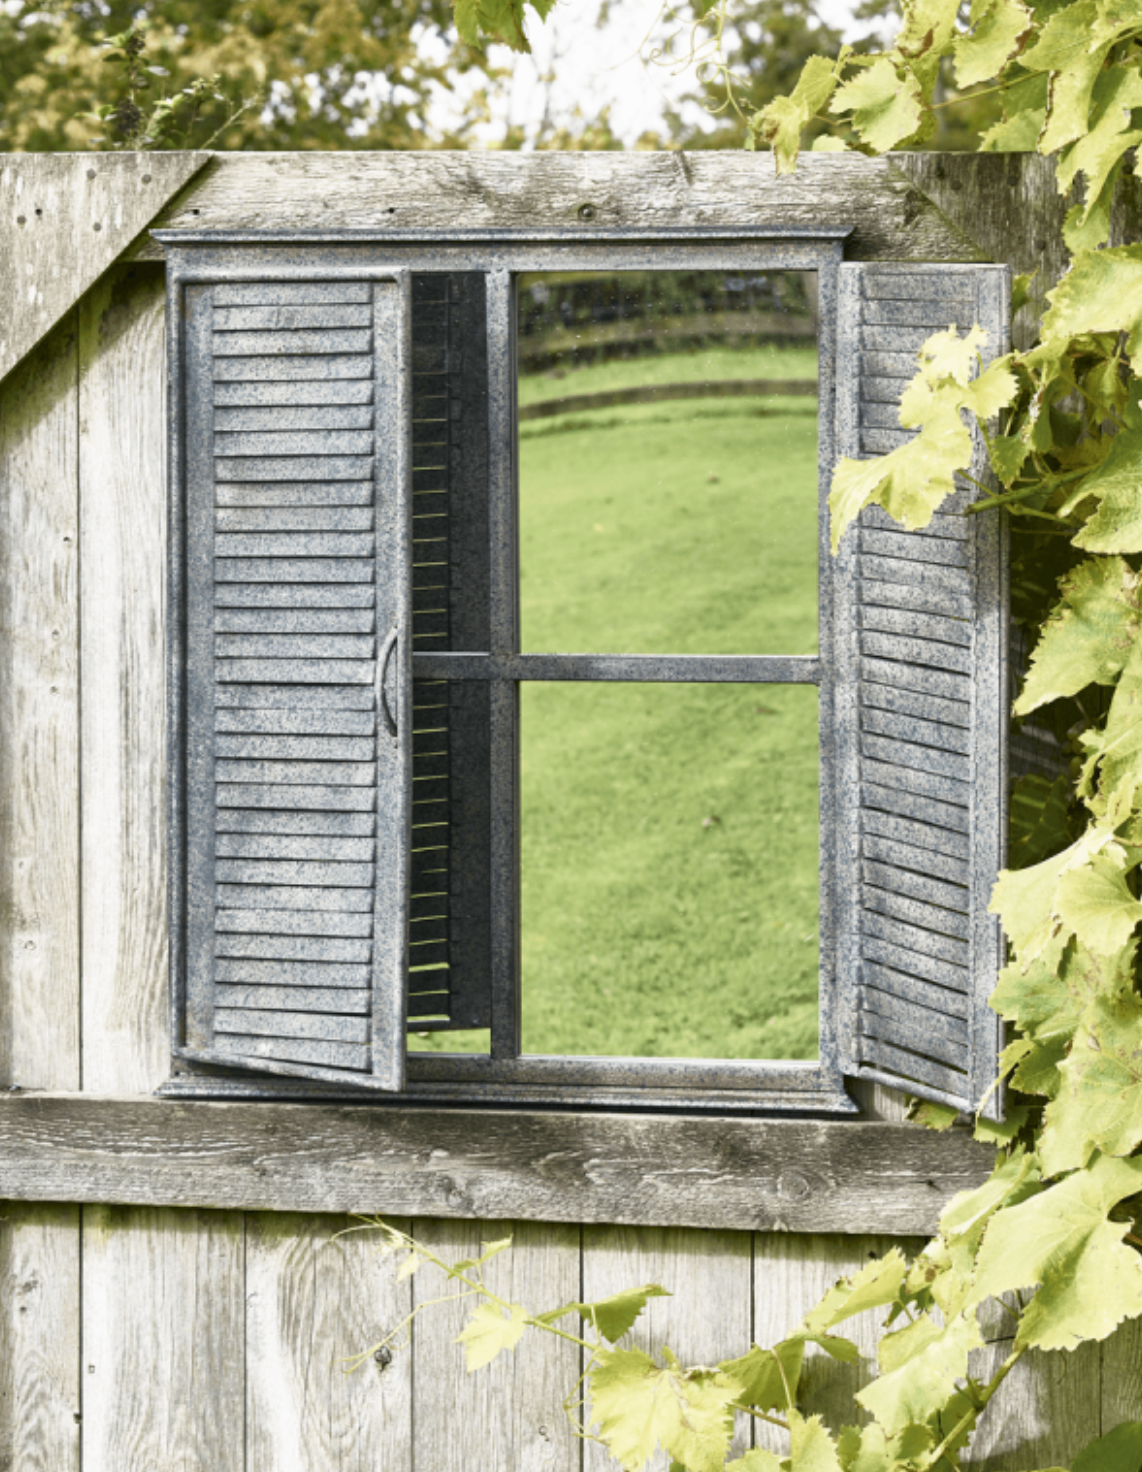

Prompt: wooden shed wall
[0,257,1138,1472]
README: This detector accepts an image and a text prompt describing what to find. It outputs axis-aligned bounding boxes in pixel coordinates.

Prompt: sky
[462,0,864,147]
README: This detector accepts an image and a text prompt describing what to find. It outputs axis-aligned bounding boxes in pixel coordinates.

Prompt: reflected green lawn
[411,346,822,1061]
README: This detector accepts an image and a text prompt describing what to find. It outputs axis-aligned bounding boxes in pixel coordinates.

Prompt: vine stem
[927,1344,1024,1467]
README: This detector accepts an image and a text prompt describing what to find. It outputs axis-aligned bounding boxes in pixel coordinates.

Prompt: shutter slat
[213,328,373,356]
[214,1035,371,1069]
[858,1009,968,1067]
[863,961,970,1016]
[862,783,970,834]
[861,683,970,729]
[861,888,970,944]
[861,934,968,992]
[214,305,372,331]
[860,908,969,967]
[215,380,376,407]
[861,709,971,755]
[863,834,968,885]
[216,985,370,1012]
[216,481,376,507]
[217,879,374,906]
[215,935,373,963]
[215,958,370,986]
[837,265,1008,1115]
[862,810,971,860]
[858,607,972,647]
[216,507,375,531]
[860,529,971,567]
[215,909,374,938]
[214,283,373,307]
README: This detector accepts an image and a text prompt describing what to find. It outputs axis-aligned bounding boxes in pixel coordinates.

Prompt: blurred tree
[662,0,847,149]
[0,0,504,151]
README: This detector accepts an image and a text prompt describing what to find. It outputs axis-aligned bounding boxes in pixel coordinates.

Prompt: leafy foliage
[1,0,501,151]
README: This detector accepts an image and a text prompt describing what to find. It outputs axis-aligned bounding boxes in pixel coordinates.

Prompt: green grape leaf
[455,1302,529,1371]
[1012,556,1141,715]
[803,1250,908,1332]
[757,53,845,173]
[721,1338,805,1410]
[988,430,1031,486]
[1086,629,1142,807]
[453,0,554,51]
[1009,774,1076,870]
[938,1146,1041,1241]
[974,1101,1033,1145]
[1039,42,1113,154]
[451,1236,514,1273]
[909,1099,960,1130]
[829,393,971,549]
[789,1410,845,1472]
[829,58,923,152]
[980,105,1046,150]
[725,1451,784,1472]
[969,1151,1142,1349]
[1073,1422,1142,1472]
[1054,854,1142,956]
[588,1348,739,1472]
[1072,400,1142,552]
[534,1283,670,1342]
[954,0,1033,88]
[989,824,1124,961]
[857,1310,982,1434]
[1042,244,1142,373]
[1041,985,1142,1173]
[891,0,960,90]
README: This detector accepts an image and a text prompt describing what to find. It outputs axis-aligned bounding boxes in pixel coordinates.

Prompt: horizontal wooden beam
[0,1094,993,1235]
[132,150,985,265]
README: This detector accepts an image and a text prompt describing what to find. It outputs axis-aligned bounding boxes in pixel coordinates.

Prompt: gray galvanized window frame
[160,226,1006,1118]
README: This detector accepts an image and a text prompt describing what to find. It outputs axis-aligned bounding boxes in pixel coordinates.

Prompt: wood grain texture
[141,151,1045,270]
[964,1338,1102,1469]
[78,266,170,1094]
[752,1233,925,1455]
[0,314,80,1093]
[0,152,208,386]
[0,1095,995,1235]
[0,1203,81,1472]
[893,152,1142,350]
[411,1218,580,1472]
[581,1225,753,1469]
[81,1204,244,1472]
[245,1212,412,1472]
[1100,1317,1142,1438]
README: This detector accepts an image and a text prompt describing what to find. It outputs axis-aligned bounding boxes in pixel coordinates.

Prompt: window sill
[0,1091,993,1235]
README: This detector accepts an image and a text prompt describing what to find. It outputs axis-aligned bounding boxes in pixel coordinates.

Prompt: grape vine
[387,0,1142,1464]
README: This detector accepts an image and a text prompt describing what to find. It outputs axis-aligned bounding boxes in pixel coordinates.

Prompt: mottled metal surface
[164,231,1003,1118]
[832,261,1009,1119]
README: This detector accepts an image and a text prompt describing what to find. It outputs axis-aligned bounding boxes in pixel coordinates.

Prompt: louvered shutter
[173,272,413,1091]
[833,262,1009,1119]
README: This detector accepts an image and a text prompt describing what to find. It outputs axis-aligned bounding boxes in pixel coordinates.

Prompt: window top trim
[154,225,855,246]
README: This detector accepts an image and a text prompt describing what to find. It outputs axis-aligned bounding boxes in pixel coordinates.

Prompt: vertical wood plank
[581,1225,753,1471]
[0,1203,81,1472]
[412,1217,581,1472]
[0,316,82,1472]
[963,1339,1101,1468]
[752,1232,926,1455]
[81,1205,244,1472]
[1101,1318,1142,1437]
[78,265,169,1094]
[245,1213,413,1472]
[0,313,80,1092]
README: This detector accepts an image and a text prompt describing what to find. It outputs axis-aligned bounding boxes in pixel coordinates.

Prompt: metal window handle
[377,626,399,738]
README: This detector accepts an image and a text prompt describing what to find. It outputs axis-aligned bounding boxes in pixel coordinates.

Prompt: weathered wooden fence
[0,151,1139,1471]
